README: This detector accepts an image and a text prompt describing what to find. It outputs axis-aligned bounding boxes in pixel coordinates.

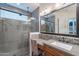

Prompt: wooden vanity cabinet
[37,44,72,56]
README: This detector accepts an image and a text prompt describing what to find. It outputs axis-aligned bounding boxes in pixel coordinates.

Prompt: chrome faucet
[58,37,69,43]
[58,36,64,42]
[62,37,65,42]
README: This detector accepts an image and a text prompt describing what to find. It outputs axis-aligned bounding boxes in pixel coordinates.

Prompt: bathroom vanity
[36,39,73,56]
[31,33,79,56]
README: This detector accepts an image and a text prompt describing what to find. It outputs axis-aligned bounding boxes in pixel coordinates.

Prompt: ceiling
[39,3,56,16]
[8,3,39,12]
[39,3,73,16]
[7,3,73,16]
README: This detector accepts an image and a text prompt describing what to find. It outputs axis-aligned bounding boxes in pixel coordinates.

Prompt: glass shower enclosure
[0,9,30,56]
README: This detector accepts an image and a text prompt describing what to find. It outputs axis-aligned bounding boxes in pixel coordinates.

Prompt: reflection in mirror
[40,15,55,33]
[68,18,76,34]
[40,4,77,35]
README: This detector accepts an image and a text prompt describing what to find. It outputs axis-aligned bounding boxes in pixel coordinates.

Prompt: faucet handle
[61,37,65,42]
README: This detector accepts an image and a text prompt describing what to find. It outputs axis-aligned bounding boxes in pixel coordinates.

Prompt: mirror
[40,15,55,33]
[40,4,77,35]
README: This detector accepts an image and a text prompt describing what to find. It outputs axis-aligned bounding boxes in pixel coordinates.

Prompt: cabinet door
[32,40,38,56]
[44,44,65,56]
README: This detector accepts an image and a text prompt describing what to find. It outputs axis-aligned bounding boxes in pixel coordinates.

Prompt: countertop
[34,39,79,56]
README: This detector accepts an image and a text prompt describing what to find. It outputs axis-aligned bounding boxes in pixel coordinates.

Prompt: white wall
[53,4,76,34]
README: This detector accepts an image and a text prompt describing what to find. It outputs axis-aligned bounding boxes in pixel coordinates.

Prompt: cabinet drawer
[44,44,65,56]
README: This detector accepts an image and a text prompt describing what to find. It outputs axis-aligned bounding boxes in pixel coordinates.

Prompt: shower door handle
[4,23,8,32]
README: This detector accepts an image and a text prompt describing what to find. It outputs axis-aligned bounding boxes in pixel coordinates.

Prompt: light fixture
[16,3,20,5]
[55,3,63,9]
[40,8,51,16]
[27,7,30,13]
[55,3,70,9]
[27,17,36,22]
[55,3,61,7]
[30,17,35,20]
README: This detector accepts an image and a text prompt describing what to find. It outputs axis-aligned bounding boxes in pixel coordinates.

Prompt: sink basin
[51,41,72,51]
